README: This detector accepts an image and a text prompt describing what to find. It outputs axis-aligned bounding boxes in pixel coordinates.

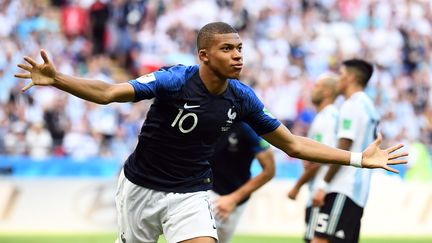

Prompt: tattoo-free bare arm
[261,125,408,172]
[262,125,351,166]
[15,49,136,104]
[294,162,321,190]
[53,73,135,104]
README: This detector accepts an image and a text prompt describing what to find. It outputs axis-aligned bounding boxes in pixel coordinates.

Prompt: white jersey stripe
[327,194,346,235]
[326,194,341,235]
[306,207,320,240]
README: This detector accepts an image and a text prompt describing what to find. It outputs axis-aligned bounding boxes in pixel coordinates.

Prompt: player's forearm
[53,72,115,104]
[287,135,351,166]
[230,152,275,204]
[263,126,352,166]
[324,165,341,182]
[294,163,321,188]
[230,171,274,204]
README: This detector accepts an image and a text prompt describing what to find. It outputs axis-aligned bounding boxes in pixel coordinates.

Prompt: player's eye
[222,46,231,51]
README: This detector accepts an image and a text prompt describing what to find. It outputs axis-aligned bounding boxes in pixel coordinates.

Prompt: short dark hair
[197,22,238,50]
[342,59,374,87]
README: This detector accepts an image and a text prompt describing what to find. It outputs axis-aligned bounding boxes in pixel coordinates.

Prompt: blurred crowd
[1,0,432,178]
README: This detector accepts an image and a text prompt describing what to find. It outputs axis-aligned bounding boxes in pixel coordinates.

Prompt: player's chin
[227,74,240,79]
[227,70,242,79]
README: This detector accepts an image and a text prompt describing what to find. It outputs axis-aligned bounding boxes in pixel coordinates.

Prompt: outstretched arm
[15,50,135,104]
[262,125,407,173]
[214,148,275,220]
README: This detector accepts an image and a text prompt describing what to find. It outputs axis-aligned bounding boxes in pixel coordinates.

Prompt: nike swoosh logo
[184,103,200,109]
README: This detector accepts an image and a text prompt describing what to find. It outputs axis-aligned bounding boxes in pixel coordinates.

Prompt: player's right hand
[15,49,56,92]
[213,195,237,221]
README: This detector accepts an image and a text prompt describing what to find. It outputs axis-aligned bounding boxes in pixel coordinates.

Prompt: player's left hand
[213,195,237,221]
[287,186,300,200]
[312,188,325,207]
[361,133,408,173]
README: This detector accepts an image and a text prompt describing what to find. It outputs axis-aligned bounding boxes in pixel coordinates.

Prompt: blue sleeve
[240,86,281,135]
[241,123,270,154]
[128,65,197,101]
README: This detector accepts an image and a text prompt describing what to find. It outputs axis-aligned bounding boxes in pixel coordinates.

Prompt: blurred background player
[287,73,339,243]
[209,122,275,243]
[311,59,379,243]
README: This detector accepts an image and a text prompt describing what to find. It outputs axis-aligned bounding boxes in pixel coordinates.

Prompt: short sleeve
[337,101,359,140]
[128,65,196,101]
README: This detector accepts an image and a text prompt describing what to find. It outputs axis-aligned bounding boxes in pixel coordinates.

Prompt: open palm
[362,133,408,173]
[15,50,56,92]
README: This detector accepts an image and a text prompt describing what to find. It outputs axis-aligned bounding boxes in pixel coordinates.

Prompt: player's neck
[316,99,333,112]
[199,67,229,95]
[344,86,363,99]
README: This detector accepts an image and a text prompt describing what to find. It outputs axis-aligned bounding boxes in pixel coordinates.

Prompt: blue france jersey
[125,65,280,193]
[210,122,270,205]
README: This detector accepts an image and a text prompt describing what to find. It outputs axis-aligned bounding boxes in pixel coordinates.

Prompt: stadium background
[0,0,431,242]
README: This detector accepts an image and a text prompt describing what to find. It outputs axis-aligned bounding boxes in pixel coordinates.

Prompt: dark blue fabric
[125,65,280,192]
[210,122,269,204]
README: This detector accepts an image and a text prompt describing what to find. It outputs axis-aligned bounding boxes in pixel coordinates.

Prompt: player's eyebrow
[219,43,242,48]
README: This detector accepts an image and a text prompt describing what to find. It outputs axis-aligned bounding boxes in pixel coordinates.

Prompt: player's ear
[198,49,209,64]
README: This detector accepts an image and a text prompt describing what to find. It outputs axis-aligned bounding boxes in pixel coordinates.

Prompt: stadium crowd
[1,0,431,178]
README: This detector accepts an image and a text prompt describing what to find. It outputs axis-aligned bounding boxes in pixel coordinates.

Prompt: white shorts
[209,190,248,243]
[115,170,218,243]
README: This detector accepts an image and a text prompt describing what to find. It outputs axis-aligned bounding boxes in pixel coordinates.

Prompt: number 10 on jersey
[171,108,198,133]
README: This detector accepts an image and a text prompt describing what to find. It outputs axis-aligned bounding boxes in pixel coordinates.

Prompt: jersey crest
[221,107,237,132]
[227,108,237,123]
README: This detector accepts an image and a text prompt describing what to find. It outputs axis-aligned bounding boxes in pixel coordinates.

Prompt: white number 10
[171,109,198,133]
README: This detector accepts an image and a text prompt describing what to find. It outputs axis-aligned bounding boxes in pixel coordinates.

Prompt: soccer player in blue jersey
[209,122,275,243]
[16,22,407,243]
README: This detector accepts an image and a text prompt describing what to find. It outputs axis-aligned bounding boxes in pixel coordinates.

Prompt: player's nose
[232,50,242,60]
